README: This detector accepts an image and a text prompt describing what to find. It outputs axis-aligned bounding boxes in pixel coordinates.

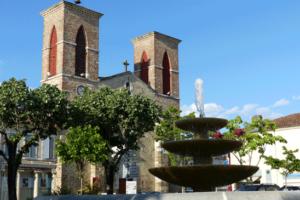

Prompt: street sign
[126,181,137,194]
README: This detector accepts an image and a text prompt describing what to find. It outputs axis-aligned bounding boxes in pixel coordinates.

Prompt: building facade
[0,1,182,199]
[231,114,300,190]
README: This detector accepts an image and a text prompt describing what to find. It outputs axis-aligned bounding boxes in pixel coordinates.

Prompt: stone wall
[40,1,102,82]
[39,1,181,194]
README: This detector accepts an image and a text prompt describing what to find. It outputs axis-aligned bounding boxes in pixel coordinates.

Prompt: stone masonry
[38,0,181,194]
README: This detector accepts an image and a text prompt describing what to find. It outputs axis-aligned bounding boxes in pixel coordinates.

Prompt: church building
[0,1,181,199]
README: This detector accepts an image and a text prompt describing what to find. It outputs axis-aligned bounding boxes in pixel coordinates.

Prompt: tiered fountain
[149,79,259,192]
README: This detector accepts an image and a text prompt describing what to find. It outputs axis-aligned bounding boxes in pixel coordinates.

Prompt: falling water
[195,79,205,118]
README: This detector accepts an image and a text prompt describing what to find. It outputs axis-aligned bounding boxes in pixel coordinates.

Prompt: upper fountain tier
[162,139,242,158]
[175,118,228,139]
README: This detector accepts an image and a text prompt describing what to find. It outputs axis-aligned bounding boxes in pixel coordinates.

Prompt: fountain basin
[162,139,242,157]
[149,165,259,190]
[175,118,228,139]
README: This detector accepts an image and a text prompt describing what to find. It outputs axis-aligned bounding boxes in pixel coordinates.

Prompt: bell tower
[131,32,181,98]
[40,1,103,97]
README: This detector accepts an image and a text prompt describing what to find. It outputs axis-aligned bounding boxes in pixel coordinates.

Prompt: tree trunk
[81,177,83,195]
[105,165,115,194]
[285,175,287,190]
[7,163,18,200]
[250,176,253,185]
[182,186,185,193]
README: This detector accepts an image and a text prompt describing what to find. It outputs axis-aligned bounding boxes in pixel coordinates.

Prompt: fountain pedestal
[149,118,259,192]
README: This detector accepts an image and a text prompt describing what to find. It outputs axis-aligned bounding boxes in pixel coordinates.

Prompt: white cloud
[272,99,290,107]
[217,106,239,119]
[181,100,286,121]
[293,95,300,100]
[255,107,282,120]
[239,104,259,117]
[181,102,224,117]
[204,103,224,117]
[181,103,198,116]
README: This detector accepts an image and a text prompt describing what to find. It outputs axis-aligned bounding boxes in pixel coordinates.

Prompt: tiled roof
[241,113,300,132]
[271,113,300,129]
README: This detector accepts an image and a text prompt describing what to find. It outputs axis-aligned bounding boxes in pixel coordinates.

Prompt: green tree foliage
[210,116,287,166]
[0,78,69,200]
[262,146,300,190]
[54,125,108,194]
[155,106,195,166]
[68,87,161,194]
[209,115,287,182]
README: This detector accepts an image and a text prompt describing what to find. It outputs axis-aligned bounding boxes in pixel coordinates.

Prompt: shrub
[77,181,102,195]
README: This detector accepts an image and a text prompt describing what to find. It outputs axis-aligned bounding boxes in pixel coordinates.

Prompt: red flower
[212,131,224,139]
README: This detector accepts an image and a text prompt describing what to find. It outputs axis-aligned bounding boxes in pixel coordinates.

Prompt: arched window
[49,27,57,77]
[126,82,130,88]
[141,52,148,84]
[163,52,170,95]
[75,26,86,77]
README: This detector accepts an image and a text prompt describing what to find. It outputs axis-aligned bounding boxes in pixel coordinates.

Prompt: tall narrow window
[141,52,148,84]
[49,27,57,77]
[75,26,86,77]
[163,52,170,95]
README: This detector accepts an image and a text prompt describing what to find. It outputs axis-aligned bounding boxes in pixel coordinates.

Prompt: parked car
[137,191,161,194]
[185,189,193,193]
[279,186,300,191]
[235,184,280,191]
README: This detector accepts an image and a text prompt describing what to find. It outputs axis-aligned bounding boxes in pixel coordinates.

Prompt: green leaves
[155,106,195,166]
[68,86,161,169]
[262,146,300,178]
[54,125,108,166]
[220,115,287,166]
[0,78,69,165]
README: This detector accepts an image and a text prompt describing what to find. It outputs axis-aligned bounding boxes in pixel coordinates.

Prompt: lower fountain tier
[162,139,242,157]
[149,165,259,189]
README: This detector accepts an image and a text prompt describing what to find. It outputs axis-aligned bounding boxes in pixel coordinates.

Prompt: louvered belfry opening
[49,26,57,77]
[141,52,149,84]
[75,26,86,77]
[163,52,170,95]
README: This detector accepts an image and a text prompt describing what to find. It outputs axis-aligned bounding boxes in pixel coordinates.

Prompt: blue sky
[0,0,300,124]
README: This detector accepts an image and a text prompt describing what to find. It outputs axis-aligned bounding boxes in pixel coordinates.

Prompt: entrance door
[119,179,126,194]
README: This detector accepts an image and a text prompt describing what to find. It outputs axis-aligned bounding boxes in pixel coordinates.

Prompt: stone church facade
[0,1,181,199]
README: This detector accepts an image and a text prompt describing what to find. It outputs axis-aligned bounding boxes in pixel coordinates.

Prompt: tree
[0,78,69,200]
[262,146,300,190]
[155,106,195,166]
[54,125,108,195]
[210,116,287,182]
[68,87,161,194]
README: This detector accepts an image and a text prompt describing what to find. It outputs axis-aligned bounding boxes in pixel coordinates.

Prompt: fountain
[149,79,259,192]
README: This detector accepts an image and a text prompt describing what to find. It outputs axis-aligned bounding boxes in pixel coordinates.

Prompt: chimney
[252,115,262,121]
[252,115,263,128]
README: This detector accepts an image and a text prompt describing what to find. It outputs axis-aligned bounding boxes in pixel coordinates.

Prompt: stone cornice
[40,1,103,19]
[130,31,182,45]
[41,73,99,83]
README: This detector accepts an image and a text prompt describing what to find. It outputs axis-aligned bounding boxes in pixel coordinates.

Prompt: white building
[231,113,300,190]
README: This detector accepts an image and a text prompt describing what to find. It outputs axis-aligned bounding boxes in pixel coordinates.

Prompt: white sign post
[126,181,137,194]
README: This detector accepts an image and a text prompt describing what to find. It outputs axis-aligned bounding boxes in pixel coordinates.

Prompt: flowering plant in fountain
[233,128,246,141]
[212,131,224,139]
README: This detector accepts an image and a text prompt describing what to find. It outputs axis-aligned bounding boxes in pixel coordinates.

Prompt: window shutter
[141,52,148,84]
[43,138,50,159]
[162,52,170,95]
[24,135,31,158]
[49,137,54,159]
